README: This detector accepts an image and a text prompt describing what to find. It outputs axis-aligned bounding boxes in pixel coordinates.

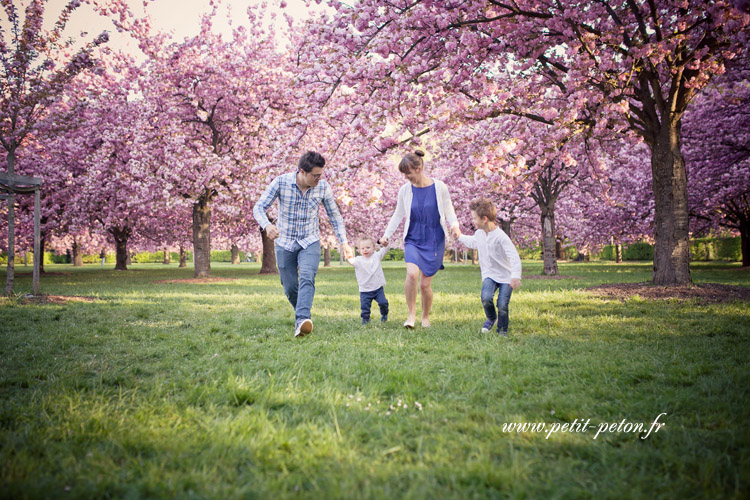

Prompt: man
[253,151,353,338]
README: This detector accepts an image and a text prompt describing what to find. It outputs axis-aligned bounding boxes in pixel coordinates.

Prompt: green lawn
[1,261,749,499]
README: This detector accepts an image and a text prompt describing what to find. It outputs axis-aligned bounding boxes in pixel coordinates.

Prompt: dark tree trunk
[649,124,692,285]
[38,233,46,274]
[192,194,212,278]
[500,219,512,239]
[555,238,564,260]
[163,247,170,265]
[72,239,83,266]
[531,163,566,276]
[259,226,277,274]
[231,244,240,265]
[4,149,15,294]
[740,220,749,267]
[179,246,187,268]
[110,226,131,271]
[324,246,331,267]
[541,208,558,276]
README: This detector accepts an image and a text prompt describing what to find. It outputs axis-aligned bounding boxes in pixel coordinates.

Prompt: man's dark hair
[298,151,326,172]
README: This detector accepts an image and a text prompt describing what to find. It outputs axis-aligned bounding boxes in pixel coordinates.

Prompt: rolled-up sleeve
[253,176,280,229]
[322,183,348,245]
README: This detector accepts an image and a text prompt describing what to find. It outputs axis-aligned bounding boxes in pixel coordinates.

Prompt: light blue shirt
[253,172,348,251]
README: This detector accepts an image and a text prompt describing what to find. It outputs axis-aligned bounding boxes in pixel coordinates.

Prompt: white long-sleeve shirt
[382,180,459,243]
[459,228,522,284]
[351,247,389,292]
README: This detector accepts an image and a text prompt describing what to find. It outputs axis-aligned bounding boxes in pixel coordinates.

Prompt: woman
[379,150,460,328]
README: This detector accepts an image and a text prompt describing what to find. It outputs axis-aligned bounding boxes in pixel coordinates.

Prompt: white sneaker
[295,318,313,338]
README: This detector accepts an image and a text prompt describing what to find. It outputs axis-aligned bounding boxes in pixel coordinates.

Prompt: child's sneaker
[497,329,508,337]
[381,315,388,323]
[481,319,495,333]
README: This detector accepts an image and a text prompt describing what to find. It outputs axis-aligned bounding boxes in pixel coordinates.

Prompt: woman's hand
[450,226,462,239]
[378,237,389,247]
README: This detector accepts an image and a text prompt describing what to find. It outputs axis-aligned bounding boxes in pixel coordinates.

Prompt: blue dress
[404,183,445,277]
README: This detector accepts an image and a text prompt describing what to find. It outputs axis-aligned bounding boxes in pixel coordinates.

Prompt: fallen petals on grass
[588,282,750,304]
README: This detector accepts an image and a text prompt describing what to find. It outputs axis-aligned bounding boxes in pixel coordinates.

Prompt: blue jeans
[481,278,513,333]
[360,286,389,322]
[275,241,320,324]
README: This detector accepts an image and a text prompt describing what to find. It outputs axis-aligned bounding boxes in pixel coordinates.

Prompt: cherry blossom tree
[294,0,749,285]
[0,0,145,292]
[137,5,294,278]
[684,49,750,265]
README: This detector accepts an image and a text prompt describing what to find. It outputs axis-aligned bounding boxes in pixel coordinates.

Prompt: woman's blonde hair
[398,149,425,174]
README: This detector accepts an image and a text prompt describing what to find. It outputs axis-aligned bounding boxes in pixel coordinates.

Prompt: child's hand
[511,279,521,290]
[378,237,388,247]
[451,226,462,239]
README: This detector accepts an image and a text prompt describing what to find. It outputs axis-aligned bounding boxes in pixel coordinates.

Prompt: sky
[3,0,327,60]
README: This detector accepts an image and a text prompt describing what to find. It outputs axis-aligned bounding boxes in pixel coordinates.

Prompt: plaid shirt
[253,172,348,251]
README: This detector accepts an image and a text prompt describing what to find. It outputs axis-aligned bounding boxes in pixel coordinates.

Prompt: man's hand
[510,278,521,290]
[343,243,354,260]
[264,224,280,240]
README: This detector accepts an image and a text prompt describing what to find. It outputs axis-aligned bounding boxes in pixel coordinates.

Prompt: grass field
[1,261,749,499]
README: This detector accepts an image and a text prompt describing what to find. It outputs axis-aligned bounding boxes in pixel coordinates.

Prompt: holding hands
[343,243,354,261]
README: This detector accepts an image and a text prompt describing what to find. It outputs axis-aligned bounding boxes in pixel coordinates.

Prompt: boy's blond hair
[356,234,376,247]
[469,198,497,221]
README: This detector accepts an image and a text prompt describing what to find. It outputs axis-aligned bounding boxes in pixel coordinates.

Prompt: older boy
[457,198,522,336]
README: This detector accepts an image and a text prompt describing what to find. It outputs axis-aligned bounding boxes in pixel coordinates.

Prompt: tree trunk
[5,194,14,294]
[500,219,512,239]
[192,195,211,278]
[555,238,564,260]
[471,248,478,265]
[649,125,691,285]
[324,246,331,267]
[72,239,83,266]
[38,233,46,274]
[110,226,131,271]
[231,244,240,265]
[615,244,623,264]
[179,246,187,268]
[163,247,170,265]
[126,252,132,266]
[740,220,749,267]
[259,226,277,274]
[4,150,15,294]
[541,208,558,276]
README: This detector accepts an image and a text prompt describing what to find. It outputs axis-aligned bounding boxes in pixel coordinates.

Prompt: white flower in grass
[550,410,555,415]
[385,411,391,416]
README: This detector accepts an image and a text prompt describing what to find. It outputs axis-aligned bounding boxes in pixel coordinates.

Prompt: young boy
[347,235,389,325]
[457,198,522,336]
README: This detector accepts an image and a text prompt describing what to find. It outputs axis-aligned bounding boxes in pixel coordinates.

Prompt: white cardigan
[382,179,460,243]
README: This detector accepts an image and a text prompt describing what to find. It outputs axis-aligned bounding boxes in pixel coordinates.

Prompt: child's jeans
[360,286,389,322]
[481,278,513,333]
